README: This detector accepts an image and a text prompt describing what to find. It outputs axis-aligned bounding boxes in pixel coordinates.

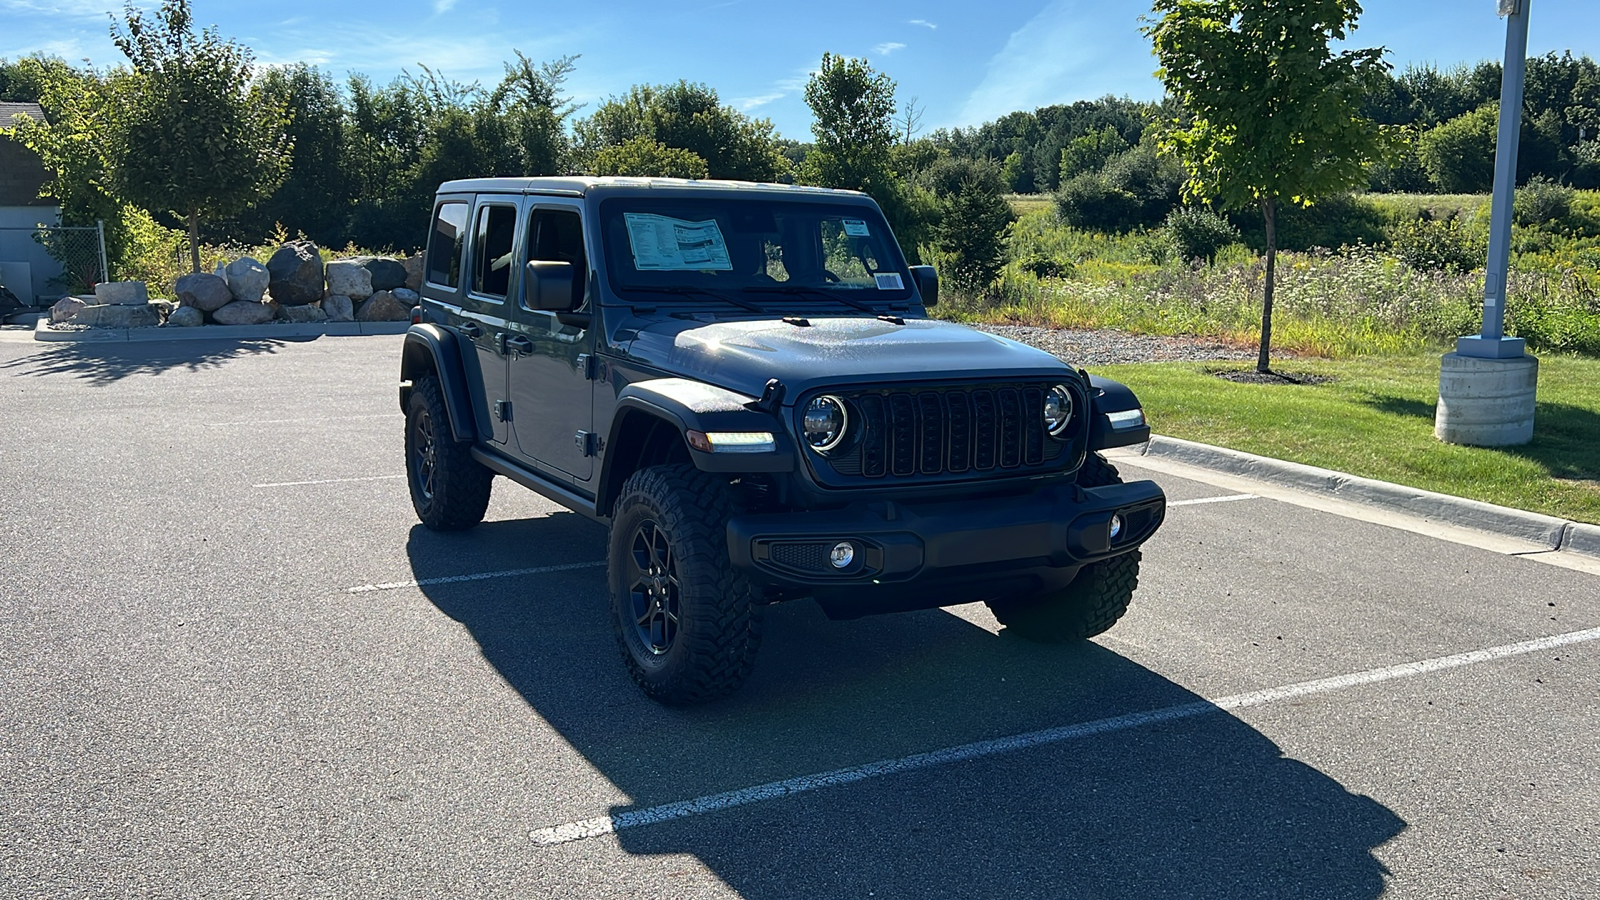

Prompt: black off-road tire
[608,465,763,705]
[985,452,1139,642]
[406,375,493,531]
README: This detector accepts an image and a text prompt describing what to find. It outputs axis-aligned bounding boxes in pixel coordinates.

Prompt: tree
[591,136,708,178]
[1146,0,1394,373]
[227,64,350,246]
[919,157,1014,293]
[799,53,898,195]
[107,0,289,272]
[1058,125,1130,182]
[574,81,786,182]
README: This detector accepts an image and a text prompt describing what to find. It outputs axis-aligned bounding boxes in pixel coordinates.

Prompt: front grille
[811,381,1084,483]
[769,542,831,573]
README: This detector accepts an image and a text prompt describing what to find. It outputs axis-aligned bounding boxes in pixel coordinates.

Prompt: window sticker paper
[623,213,733,271]
[842,218,871,237]
[874,272,905,290]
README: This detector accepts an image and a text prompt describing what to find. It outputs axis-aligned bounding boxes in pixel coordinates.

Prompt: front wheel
[608,465,762,705]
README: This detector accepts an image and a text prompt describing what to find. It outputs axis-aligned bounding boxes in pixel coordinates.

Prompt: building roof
[1,102,48,129]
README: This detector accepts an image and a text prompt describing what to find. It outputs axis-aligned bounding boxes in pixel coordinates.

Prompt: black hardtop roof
[435,175,872,204]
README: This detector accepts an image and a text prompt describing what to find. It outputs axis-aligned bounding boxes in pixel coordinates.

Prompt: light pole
[1434,0,1540,447]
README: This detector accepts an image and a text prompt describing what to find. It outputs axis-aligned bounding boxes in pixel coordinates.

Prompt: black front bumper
[726,480,1165,589]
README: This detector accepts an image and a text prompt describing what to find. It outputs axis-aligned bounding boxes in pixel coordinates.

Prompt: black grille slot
[859,394,887,477]
[889,393,916,476]
[973,389,997,470]
[998,389,1021,468]
[769,542,831,573]
[1023,387,1045,466]
[946,392,972,473]
[918,393,944,474]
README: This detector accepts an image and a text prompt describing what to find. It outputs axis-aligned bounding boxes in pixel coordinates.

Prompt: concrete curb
[33,319,410,343]
[1137,435,1597,559]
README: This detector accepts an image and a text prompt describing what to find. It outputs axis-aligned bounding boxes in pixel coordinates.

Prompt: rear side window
[472,204,518,298]
[426,202,468,288]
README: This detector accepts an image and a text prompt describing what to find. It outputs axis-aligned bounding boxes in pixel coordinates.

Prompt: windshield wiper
[620,285,769,314]
[741,285,878,314]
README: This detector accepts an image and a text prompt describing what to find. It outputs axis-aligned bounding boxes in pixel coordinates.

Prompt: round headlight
[1043,384,1075,437]
[803,395,848,451]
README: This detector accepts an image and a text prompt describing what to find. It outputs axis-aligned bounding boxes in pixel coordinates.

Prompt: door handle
[505,335,534,355]
[459,321,482,338]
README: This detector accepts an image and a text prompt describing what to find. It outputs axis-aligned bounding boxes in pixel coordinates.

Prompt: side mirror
[523,260,575,311]
[908,265,938,308]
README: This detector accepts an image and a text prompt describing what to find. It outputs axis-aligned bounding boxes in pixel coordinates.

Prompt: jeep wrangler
[400,177,1166,705]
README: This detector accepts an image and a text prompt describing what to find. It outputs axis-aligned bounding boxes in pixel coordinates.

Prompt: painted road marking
[1168,493,1259,507]
[255,474,405,488]
[347,560,607,594]
[529,625,1600,847]
[211,413,400,427]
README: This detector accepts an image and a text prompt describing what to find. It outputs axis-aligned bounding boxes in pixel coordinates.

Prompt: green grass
[1098,353,1600,524]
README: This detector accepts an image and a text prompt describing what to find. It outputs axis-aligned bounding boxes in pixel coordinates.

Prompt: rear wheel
[985,453,1140,642]
[608,465,762,705]
[406,375,492,530]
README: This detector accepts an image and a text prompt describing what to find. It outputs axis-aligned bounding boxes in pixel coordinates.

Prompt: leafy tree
[1059,125,1130,183]
[1146,0,1394,373]
[918,157,1014,292]
[1418,103,1498,192]
[1000,150,1029,192]
[591,136,709,178]
[227,64,350,246]
[799,53,898,195]
[575,81,785,182]
[107,0,290,272]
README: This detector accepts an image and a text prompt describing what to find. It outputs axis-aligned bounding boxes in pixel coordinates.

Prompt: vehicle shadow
[406,518,1404,899]
[0,337,293,385]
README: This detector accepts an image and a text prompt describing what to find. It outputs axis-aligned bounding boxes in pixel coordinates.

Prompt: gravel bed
[974,324,1257,366]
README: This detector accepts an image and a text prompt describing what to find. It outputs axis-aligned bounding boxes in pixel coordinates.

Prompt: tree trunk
[188,210,202,275]
[1257,197,1277,374]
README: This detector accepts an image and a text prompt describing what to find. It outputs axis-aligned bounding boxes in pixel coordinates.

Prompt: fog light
[830,542,855,569]
[1109,515,1124,540]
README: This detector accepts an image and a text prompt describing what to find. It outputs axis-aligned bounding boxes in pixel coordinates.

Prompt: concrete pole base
[1435,352,1538,446]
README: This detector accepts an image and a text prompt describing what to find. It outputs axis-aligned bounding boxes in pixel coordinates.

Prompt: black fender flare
[400,324,478,444]
[1087,375,1152,450]
[597,378,795,513]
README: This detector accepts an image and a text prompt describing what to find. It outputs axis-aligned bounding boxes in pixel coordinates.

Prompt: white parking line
[210,413,401,427]
[346,560,607,594]
[255,474,405,488]
[1168,493,1258,507]
[529,624,1600,847]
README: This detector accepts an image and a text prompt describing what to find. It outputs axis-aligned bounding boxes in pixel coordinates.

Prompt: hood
[621,315,1074,401]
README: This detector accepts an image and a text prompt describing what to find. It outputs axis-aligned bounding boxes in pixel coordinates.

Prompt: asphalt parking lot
[1,333,1596,899]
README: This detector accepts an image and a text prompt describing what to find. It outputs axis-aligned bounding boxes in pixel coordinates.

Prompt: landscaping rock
[50,296,86,323]
[324,260,374,300]
[222,257,270,303]
[175,272,233,312]
[352,256,408,291]
[402,254,424,291]
[166,306,204,327]
[356,289,410,322]
[212,300,275,326]
[278,304,328,324]
[321,294,354,322]
[94,281,149,306]
[74,303,160,328]
[266,241,323,306]
[391,287,419,305]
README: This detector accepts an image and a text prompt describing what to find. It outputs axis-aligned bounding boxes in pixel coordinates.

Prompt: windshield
[598,196,913,304]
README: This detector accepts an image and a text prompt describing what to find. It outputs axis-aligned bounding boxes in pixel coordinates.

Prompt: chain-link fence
[0,222,108,310]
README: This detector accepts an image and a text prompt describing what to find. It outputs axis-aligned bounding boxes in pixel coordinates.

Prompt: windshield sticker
[874,272,904,291]
[622,213,733,271]
[842,218,871,237]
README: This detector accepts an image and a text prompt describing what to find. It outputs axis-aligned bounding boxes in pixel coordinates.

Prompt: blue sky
[3,1,1597,140]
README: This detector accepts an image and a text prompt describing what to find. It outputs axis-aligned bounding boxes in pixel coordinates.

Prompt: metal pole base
[1456,335,1527,359]
[1435,352,1539,447]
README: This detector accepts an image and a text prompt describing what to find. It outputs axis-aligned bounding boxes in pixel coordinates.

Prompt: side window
[525,208,586,306]
[425,201,468,287]
[471,204,518,298]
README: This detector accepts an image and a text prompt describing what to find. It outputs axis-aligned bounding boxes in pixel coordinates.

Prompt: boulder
[277,304,328,324]
[166,305,204,327]
[50,296,86,323]
[324,260,374,300]
[402,254,424,291]
[266,241,324,306]
[94,281,150,306]
[74,303,160,328]
[212,300,275,326]
[391,287,420,305]
[175,272,233,312]
[222,257,270,303]
[321,294,355,322]
[356,290,411,322]
[352,256,408,291]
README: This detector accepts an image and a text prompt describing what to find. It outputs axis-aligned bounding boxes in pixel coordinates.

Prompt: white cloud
[433,0,457,12]
[958,0,1160,126]
[735,92,785,110]
[872,42,906,56]
[909,19,937,29]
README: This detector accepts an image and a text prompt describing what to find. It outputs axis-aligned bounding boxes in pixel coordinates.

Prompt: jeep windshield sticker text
[874,272,904,290]
[623,213,733,271]
[842,218,871,237]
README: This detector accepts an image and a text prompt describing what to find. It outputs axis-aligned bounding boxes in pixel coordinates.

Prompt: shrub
[1164,206,1239,263]
[1386,216,1483,273]
[1053,172,1142,231]
[1513,175,1575,227]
